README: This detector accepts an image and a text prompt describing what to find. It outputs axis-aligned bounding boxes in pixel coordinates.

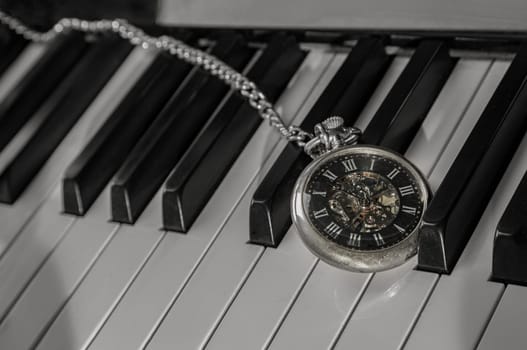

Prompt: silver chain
[0,10,313,147]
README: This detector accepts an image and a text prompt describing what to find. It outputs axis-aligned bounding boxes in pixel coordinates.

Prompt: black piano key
[418,44,527,273]
[362,40,456,150]
[63,50,194,216]
[249,143,310,246]
[0,30,27,77]
[249,38,391,246]
[0,37,131,203]
[492,169,527,285]
[0,32,88,153]
[163,35,307,232]
[111,35,255,224]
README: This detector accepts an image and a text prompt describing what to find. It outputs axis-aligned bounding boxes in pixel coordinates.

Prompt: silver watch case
[291,145,429,273]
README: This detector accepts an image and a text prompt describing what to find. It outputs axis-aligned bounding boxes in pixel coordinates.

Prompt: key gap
[28,224,121,349]
[397,274,441,350]
[200,248,266,349]
[473,284,506,350]
[81,231,168,350]
[262,258,320,350]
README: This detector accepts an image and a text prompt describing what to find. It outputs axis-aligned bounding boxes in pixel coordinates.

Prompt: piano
[0,0,527,349]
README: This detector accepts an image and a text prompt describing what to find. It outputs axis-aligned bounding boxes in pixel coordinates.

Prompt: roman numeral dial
[322,170,338,181]
[342,159,357,172]
[306,151,425,251]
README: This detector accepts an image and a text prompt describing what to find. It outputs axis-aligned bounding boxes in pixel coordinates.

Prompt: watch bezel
[291,145,429,272]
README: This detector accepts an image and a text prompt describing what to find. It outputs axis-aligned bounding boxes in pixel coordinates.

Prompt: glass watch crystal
[292,145,429,272]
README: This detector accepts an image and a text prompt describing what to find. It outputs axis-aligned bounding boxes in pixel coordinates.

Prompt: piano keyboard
[0,28,526,350]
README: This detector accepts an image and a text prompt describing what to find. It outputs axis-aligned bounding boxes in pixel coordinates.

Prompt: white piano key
[0,217,118,350]
[0,188,73,320]
[88,232,206,350]
[146,209,262,350]
[207,228,316,350]
[333,261,436,350]
[89,50,335,350]
[0,47,156,255]
[36,225,163,350]
[404,61,526,350]
[332,59,494,350]
[271,264,372,350]
[33,162,175,350]
[354,56,410,131]
[405,59,493,181]
[477,285,527,350]
[206,55,409,350]
[140,50,335,350]
[34,123,199,350]
[425,60,510,191]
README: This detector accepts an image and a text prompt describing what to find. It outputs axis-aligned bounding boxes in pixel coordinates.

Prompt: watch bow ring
[291,117,430,272]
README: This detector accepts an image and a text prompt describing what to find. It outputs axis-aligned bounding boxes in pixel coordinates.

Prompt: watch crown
[322,116,344,130]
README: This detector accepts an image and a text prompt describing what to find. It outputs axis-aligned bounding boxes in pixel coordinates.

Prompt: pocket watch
[0,11,430,273]
[291,117,429,272]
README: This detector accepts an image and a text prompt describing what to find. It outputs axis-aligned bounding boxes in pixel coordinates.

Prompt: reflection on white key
[333,59,495,350]
[0,47,157,350]
[478,285,527,350]
[404,60,525,350]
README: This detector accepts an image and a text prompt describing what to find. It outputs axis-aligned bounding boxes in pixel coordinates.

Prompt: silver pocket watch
[291,117,429,272]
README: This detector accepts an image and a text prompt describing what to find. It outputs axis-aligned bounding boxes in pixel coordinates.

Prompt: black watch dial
[306,152,425,251]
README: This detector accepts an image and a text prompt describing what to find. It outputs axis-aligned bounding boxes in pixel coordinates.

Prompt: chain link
[0,10,313,147]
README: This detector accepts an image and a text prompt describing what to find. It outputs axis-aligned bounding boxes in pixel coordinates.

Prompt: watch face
[293,145,428,272]
[305,151,425,251]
